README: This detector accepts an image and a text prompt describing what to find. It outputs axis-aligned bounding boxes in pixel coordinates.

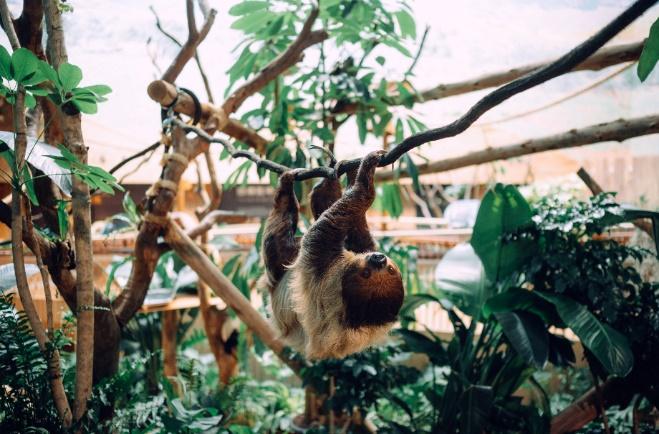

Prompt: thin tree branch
[109,140,161,175]
[221,6,328,115]
[161,0,216,84]
[577,167,654,236]
[180,1,657,181]
[150,5,214,102]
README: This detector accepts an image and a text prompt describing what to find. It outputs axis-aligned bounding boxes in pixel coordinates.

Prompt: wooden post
[162,310,179,380]
[164,219,301,374]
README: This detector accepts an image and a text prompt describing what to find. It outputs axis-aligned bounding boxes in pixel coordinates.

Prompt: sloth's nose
[368,253,387,268]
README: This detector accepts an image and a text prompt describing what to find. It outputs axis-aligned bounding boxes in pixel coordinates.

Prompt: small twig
[150,5,214,102]
[405,25,429,76]
[109,141,161,175]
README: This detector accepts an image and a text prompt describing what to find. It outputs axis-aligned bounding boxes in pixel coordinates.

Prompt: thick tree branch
[161,0,216,84]
[221,6,328,115]
[376,115,659,181]
[334,40,646,115]
[0,1,72,424]
[43,0,95,420]
[148,79,268,151]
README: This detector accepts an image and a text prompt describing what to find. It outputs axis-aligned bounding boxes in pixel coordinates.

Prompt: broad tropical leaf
[494,310,548,368]
[470,184,535,282]
[536,292,633,377]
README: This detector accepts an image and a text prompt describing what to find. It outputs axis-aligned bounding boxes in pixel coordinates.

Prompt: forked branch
[221,6,328,115]
[161,0,217,83]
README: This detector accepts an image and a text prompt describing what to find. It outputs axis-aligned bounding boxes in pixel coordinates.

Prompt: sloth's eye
[387,265,395,274]
[361,268,371,279]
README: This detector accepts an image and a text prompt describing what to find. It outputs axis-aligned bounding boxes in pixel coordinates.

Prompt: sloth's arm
[344,166,377,253]
[262,172,300,286]
[302,151,383,274]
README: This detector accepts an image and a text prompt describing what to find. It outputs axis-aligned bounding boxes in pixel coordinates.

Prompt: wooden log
[164,219,301,373]
[162,310,179,379]
[376,114,659,181]
[550,379,632,434]
[147,79,268,152]
[419,41,645,102]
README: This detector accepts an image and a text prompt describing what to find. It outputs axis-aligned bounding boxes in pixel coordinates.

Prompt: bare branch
[222,7,328,115]
[195,149,222,218]
[150,5,214,102]
[109,140,161,175]
[161,1,217,84]
[376,115,659,181]
[577,167,654,236]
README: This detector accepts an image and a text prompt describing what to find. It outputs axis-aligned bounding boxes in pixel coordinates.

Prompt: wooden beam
[376,114,659,181]
[164,219,301,373]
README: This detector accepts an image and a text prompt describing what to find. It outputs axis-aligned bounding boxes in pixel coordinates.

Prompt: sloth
[260,151,405,359]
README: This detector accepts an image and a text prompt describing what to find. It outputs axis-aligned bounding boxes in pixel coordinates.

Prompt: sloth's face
[341,252,405,328]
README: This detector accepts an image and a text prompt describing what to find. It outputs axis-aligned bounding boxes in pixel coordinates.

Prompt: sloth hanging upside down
[260,151,405,359]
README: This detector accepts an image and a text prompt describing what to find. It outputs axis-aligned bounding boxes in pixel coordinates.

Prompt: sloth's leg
[302,151,384,275]
[310,176,342,220]
[262,172,300,286]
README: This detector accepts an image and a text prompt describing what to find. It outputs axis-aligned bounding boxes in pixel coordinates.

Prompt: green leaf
[483,288,564,327]
[228,1,268,16]
[37,60,58,84]
[10,48,38,83]
[459,385,493,434]
[57,63,83,92]
[435,243,489,316]
[638,17,659,82]
[394,10,416,39]
[396,329,447,365]
[494,310,549,369]
[356,112,367,144]
[0,45,11,79]
[536,292,633,377]
[394,118,404,143]
[57,200,69,239]
[230,9,273,32]
[399,293,441,319]
[21,165,38,206]
[470,184,535,282]
[71,97,98,114]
